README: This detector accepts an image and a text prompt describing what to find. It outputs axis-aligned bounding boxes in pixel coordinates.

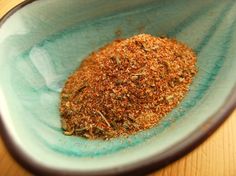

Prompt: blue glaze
[6,0,234,157]
[0,0,236,170]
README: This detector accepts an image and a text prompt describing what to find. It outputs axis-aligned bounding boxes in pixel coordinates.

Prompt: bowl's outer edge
[0,1,236,176]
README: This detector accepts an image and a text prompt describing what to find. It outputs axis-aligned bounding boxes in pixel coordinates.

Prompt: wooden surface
[0,1,236,175]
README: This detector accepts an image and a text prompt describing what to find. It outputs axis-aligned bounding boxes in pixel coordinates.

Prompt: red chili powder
[60,34,197,140]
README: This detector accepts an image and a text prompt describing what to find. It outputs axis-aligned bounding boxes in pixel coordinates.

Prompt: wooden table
[0,1,236,175]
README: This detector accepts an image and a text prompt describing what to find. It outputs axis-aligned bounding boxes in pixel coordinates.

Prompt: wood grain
[0,1,236,175]
[0,0,24,17]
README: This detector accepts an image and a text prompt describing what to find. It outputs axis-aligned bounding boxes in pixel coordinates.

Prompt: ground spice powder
[60,34,197,140]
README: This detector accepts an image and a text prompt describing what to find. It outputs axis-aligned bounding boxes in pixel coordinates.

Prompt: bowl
[0,0,236,175]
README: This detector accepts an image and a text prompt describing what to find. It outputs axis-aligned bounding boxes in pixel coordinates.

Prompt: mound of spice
[60,34,197,140]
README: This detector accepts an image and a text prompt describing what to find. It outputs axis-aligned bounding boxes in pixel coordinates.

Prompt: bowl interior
[0,0,236,172]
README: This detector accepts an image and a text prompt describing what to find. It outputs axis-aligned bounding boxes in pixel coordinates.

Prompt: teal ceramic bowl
[0,0,236,175]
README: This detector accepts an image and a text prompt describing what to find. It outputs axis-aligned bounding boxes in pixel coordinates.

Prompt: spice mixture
[60,34,197,140]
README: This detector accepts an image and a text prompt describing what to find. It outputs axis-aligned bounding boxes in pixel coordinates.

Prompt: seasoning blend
[60,34,197,140]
